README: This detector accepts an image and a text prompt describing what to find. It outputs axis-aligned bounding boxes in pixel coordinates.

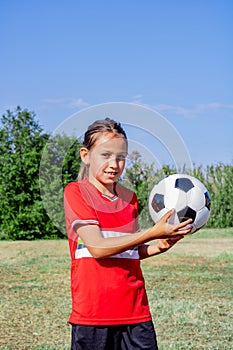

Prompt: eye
[116,154,127,161]
[101,153,111,158]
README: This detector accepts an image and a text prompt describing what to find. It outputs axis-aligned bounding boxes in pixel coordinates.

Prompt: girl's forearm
[77,213,192,259]
[82,227,154,259]
[138,244,162,260]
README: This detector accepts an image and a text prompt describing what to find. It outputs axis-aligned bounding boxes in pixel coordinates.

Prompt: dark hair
[77,118,127,181]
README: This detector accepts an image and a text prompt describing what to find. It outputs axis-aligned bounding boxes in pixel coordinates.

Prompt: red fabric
[64,178,152,325]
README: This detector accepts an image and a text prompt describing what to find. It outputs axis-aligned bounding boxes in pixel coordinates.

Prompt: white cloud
[131,95,143,104]
[196,103,233,111]
[43,97,89,109]
[40,95,233,121]
[152,102,233,119]
[68,98,89,109]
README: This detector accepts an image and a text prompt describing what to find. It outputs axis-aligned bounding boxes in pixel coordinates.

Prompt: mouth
[104,171,118,176]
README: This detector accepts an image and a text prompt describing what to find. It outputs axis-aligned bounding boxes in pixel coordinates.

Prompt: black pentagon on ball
[177,206,196,223]
[151,193,165,213]
[205,191,211,210]
[175,178,194,192]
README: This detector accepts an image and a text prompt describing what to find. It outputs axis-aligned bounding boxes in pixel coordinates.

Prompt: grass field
[0,228,232,350]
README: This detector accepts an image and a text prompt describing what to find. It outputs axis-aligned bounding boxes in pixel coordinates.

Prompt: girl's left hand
[157,235,184,253]
[139,235,185,259]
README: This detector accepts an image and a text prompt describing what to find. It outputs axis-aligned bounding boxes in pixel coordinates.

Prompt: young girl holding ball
[64,118,192,350]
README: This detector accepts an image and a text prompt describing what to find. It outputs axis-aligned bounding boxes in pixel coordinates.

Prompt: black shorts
[71,321,158,350]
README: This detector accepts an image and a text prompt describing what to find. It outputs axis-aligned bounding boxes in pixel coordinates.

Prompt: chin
[100,177,118,186]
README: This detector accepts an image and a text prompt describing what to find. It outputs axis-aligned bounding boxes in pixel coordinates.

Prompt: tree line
[0,107,232,240]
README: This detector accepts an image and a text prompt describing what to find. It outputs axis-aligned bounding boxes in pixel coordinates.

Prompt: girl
[64,118,193,350]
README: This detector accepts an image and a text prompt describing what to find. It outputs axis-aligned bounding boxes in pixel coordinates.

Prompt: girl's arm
[76,210,192,259]
[138,236,184,260]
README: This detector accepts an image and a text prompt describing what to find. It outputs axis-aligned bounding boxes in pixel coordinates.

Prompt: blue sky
[1,0,232,167]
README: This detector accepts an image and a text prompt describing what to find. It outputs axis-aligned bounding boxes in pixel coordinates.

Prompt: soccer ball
[148,174,211,233]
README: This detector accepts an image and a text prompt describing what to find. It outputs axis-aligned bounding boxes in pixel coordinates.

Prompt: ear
[80,147,90,165]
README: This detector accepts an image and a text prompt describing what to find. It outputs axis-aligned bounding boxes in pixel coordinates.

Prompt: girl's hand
[151,209,193,239]
[157,235,184,253]
[139,235,185,259]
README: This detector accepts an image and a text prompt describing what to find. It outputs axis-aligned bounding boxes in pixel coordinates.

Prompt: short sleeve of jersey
[64,182,99,234]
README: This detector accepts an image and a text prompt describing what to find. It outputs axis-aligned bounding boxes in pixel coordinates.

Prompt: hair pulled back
[77,118,127,181]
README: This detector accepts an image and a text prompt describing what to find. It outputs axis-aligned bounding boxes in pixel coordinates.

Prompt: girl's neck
[88,176,116,197]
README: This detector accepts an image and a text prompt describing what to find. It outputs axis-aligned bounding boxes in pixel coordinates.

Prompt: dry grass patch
[0,229,232,349]
[0,240,71,350]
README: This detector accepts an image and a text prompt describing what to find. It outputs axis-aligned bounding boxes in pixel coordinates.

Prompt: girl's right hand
[151,209,193,239]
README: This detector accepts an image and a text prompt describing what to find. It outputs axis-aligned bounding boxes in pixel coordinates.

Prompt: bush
[0,107,81,240]
[192,164,233,228]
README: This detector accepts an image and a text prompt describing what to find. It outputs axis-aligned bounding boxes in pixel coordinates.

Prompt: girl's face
[81,132,128,195]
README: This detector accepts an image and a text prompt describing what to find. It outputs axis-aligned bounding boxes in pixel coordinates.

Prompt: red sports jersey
[64,178,152,325]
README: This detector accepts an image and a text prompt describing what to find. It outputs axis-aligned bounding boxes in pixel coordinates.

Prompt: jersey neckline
[83,177,119,202]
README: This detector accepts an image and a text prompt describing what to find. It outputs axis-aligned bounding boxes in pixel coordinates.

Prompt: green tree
[191,164,233,228]
[0,107,58,239]
[205,164,233,228]
[124,152,158,228]
[39,133,81,235]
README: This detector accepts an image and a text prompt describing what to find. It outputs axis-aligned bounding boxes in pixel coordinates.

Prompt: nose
[108,156,118,168]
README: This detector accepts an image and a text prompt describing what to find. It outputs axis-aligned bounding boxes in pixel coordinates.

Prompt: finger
[178,225,193,233]
[177,225,193,234]
[167,235,184,244]
[176,218,193,229]
[161,209,175,222]
[170,234,184,241]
